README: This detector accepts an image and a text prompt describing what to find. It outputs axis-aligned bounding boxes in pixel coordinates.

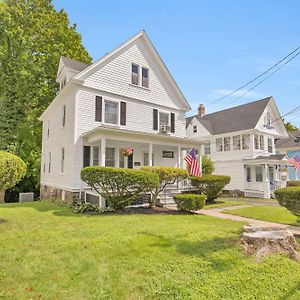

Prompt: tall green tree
[0,0,91,199]
[284,121,299,133]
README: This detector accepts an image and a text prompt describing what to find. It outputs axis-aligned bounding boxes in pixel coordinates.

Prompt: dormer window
[142,67,149,88]
[131,64,139,85]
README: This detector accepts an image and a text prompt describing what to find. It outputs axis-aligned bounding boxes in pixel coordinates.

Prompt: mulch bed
[108,206,194,215]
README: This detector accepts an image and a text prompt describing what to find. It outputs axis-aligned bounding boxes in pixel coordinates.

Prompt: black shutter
[120,101,126,125]
[95,96,102,121]
[171,113,175,133]
[83,146,91,167]
[153,109,158,130]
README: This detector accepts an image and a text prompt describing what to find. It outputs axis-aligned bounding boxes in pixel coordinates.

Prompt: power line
[207,46,300,107]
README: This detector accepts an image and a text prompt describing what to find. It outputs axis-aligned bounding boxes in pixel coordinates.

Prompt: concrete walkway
[197,208,300,237]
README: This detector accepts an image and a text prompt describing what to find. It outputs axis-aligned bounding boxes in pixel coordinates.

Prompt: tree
[202,155,215,175]
[141,166,189,207]
[0,0,91,200]
[0,151,27,202]
[284,121,299,132]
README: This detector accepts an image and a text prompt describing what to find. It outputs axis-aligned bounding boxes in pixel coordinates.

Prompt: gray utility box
[19,192,34,202]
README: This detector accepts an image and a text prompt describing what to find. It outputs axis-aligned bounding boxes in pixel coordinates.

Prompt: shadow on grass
[138,231,239,272]
[280,282,300,300]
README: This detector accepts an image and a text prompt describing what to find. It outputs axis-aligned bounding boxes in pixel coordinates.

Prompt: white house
[39,31,202,203]
[186,97,289,198]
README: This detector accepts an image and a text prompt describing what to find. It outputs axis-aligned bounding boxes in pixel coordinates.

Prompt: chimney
[198,104,205,118]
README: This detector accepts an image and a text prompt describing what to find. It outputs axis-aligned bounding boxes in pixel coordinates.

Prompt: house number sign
[162,151,174,158]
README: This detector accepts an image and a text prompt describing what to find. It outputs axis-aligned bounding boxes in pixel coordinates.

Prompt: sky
[53,0,300,126]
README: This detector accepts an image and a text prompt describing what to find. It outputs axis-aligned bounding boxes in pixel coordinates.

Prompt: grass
[204,200,243,209]
[0,201,300,299]
[225,205,300,227]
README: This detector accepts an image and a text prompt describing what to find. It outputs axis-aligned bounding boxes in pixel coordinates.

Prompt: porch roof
[81,125,202,148]
[243,154,289,165]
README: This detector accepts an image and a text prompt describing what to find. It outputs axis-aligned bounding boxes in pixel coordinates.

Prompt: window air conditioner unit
[160,125,171,133]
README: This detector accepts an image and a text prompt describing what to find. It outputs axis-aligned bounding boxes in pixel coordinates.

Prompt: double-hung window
[233,135,241,150]
[159,112,169,127]
[105,147,115,167]
[246,167,251,182]
[93,146,99,166]
[216,138,223,152]
[204,142,211,154]
[242,134,250,150]
[60,148,65,174]
[259,135,264,150]
[105,100,118,125]
[255,166,263,182]
[224,137,231,151]
[254,134,259,150]
[142,67,149,88]
[131,64,139,85]
[268,138,273,153]
[193,125,197,133]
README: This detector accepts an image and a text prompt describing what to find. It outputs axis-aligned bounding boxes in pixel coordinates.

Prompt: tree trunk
[0,190,5,203]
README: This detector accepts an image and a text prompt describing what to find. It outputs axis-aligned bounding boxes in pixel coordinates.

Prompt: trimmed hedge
[174,194,206,212]
[287,180,300,187]
[0,151,27,202]
[81,166,159,210]
[141,166,188,207]
[190,175,231,202]
[274,187,300,217]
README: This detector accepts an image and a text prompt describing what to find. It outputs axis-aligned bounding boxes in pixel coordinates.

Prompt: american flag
[184,148,202,176]
[288,155,300,170]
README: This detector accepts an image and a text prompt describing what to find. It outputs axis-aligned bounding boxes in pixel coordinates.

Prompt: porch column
[263,164,270,198]
[149,143,153,166]
[177,146,181,168]
[100,137,106,167]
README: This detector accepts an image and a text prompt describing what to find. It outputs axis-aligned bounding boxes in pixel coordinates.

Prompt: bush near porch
[191,175,231,203]
[275,186,300,217]
[81,167,159,210]
[141,166,189,207]
[174,194,206,212]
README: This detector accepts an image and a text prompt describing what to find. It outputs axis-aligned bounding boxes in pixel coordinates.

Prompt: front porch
[243,155,289,198]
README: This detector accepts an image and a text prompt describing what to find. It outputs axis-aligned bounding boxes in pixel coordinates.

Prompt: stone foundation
[40,185,80,205]
[222,189,245,198]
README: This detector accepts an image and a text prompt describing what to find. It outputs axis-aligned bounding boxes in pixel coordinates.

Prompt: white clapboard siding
[83,38,184,110]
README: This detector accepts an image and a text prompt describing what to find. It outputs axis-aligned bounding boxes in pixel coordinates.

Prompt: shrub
[287,180,300,187]
[274,187,300,217]
[174,194,206,212]
[0,151,27,202]
[141,166,189,207]
[72,201,114,214]
[191,175,231,203]
[81,166,159,210]
[202,155,215,175]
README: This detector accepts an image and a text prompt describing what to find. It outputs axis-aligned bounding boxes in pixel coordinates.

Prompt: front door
[127,153,133,169]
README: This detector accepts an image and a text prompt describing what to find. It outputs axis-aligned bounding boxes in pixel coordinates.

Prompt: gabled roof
[186,97,272,135]
[73,30,191,111]
[60,56,90,72]
[276,130,300,149]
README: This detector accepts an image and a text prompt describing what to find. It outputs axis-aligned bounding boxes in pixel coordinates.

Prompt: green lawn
[1,202,300,300]
[204,200,243,209]
[225,205,300,227]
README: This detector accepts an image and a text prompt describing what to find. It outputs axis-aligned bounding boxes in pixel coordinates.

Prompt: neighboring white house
[39,31,202,203]
[276,130,300,180]
[186,97,289,198]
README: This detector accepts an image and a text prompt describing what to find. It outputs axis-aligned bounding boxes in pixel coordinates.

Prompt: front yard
[1,201,300,299]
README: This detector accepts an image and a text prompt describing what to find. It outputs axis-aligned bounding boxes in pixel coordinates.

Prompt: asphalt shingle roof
[276,130,300,149]
[186,97,272,135]
[61,56,90,72]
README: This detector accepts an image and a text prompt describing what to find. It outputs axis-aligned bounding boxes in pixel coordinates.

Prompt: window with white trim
[60,148,65,174]
[224,137,231,151]
[255,166,263,182]
[131,64,139,85]
[254,134,259,150]
[93,146,99,166]
[105,147,115,167]
[142,67,149,88]
[193,125,197,133]
[246,167,251,182]
[159,112,169,127]
[216,138,223,152]
[143,152,154,166]
[233,135,241,150]
[62,105,66,127]
[268,138,273,153]
[242,134,250,150]
[265,112,271,126]
[104,100,119,125]
[204,142,211,154]
[259,135,264,150]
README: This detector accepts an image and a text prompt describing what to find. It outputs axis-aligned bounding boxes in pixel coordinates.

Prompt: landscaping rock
[241,225,299,262]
